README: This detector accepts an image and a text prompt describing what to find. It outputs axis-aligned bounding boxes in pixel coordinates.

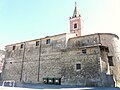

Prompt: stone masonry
[2,3,120,87]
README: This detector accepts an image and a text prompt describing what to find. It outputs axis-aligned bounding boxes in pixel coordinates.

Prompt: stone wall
[0,50,5,80]
[2,33,69,83]
[99,33,120,87]
[3,43,24,82]
[63,33,120,86]
[61,47,102,86]
[2,33,120,87]
[62,34,103,86]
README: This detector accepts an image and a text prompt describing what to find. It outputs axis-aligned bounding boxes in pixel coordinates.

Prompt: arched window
[74,23,77,29]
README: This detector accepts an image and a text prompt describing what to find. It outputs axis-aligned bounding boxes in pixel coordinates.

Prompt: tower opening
[74,23,77,29]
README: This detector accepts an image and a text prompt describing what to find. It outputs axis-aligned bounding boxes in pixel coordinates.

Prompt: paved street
[0,84,120,90]
[0,86,120,90]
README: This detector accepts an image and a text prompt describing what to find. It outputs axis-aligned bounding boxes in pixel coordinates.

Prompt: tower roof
[72,2,81,18]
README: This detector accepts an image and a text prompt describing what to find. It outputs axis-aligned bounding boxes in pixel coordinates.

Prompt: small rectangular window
[82,49,86,54]
[46,39,51,44]
[108,56,113,66]
[20,44,24,49]
[76,63,81,70]
[13,46,16,50]
[36,41,39,46]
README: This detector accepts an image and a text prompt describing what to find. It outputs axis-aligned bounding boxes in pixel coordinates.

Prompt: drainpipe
[37,39,42,82]
[20,42,26,82]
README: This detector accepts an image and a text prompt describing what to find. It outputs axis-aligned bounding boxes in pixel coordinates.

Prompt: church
[2,3,120,87]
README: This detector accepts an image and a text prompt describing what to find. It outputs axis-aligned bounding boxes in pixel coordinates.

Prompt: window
[74,23,77,29]
[105,47,109,52]
[76,63,81,70]
[20,44,24,49]
[13,46,16,50]
[108,56,113,66]
[36,41,39,46]
[82,49,86,54]
[46,39,51,44]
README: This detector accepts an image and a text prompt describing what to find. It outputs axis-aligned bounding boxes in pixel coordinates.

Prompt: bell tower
[70,2,81,36]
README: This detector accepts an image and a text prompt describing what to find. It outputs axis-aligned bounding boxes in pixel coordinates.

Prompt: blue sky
[0,0,120,50]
